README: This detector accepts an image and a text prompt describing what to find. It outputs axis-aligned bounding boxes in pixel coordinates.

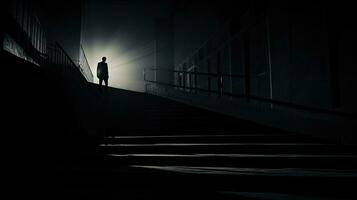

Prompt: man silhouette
[97,57,109,91]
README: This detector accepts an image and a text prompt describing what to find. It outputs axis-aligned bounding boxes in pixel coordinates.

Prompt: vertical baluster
[244,32,251,102]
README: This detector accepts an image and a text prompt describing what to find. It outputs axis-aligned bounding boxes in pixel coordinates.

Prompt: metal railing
[144,67,246,96]
[47,43,94,83]
[4,0,47,65]
[144,68,356,119]
[143,7,357,119]
[4,1,93,83]
[79,45,94,82]
[47,42,78,69]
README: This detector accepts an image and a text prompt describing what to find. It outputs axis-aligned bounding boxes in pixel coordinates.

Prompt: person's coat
[97,62,108,79]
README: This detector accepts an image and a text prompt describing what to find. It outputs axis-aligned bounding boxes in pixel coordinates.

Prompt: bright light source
[83,40,149,92]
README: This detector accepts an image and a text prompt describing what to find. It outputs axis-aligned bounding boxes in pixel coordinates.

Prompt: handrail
[55,42,79,68]
[3,10,47,66]
[4,1,92,83]
[79,45,94,82]
[144,68,245,78]
[144,68,357,119]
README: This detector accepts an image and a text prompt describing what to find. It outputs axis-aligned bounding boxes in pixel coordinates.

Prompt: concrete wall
[151,0,357,140]
[170,1,357,112]
[155,17,174,84]
[268,2,331,108]
[332,3,357,112]
[36,0,82,63]
[4,0,82,64]
[173,3,222,68]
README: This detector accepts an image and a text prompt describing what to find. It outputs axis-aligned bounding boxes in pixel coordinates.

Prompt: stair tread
[107,153,357,158]
[101,143,331,146]
[105,134,290,139]
[132,165,357,177]
[220,192,352,200]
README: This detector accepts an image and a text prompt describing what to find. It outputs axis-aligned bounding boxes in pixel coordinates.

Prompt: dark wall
[4,0,82,64]
[171,0,357,113]
[156,16,174,84]
[268,2,331,108]
[36,0,82,63]
[331,3,357,112]
[173,2,222,68]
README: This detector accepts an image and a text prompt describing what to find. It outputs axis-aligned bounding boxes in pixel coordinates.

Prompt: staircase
[5,50,354,199]
[59,93,357,200]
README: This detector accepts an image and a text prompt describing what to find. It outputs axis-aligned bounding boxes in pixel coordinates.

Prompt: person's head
[102,57,107,62]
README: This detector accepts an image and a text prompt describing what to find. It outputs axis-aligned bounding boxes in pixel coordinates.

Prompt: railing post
[182,71,186,92]
[207,59,211,96]
[219,74,223,96]
[244,32,251,102]
[228,43,233,99]
[0,12,3,52]
[194,66,198,94]
[217,51,223,97]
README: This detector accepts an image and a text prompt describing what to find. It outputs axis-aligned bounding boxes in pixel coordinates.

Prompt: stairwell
[4,49,357,200]
[60,88,357,200]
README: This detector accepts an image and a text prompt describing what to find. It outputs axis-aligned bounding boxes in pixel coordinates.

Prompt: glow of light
[83,38,148,92]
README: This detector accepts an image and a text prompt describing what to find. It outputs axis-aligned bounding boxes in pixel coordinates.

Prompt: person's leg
[99,79,103,91]
[104,79,108,87]
[104,79,108,92]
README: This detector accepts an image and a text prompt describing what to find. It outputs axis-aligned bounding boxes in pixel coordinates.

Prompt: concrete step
[132,165,357,178]
[89,154,357,169]
[105,129,283,136]
[55,164,357,199]
[218,191,354,200]
[99,143,357,155]
[102,134,322,144]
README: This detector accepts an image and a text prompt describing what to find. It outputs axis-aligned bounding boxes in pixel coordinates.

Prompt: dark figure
[97,57,109,90]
